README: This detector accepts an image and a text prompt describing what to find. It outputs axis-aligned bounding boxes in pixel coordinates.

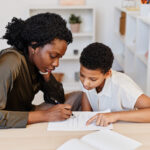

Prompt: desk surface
[0,122,150,150]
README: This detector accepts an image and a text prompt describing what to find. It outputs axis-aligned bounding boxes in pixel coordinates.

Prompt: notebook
[47,110,113,131]
[57,130,142,150]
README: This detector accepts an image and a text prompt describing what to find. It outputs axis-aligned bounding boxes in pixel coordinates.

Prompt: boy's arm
[115,94,150,122]
[86,94,150,126]
[81,92,92,111]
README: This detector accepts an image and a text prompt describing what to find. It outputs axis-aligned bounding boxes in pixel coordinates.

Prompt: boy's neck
[96,79,106,93]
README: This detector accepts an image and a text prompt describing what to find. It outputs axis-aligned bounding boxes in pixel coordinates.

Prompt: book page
[81,130,142,150]
[57,139,98,150]
[47,110,113,131]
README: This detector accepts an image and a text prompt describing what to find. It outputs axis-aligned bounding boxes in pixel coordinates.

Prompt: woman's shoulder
[0,47,25,63]
[0,48,26,74]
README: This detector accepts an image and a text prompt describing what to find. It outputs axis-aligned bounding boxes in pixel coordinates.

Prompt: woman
[0,13,76,128]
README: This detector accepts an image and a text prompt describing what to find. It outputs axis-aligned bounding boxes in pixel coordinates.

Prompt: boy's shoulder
[111,70,135,86]
[111,70,142,92]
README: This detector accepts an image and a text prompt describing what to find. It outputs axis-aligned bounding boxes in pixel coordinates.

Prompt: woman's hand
[28,104,72,124]
[86,112,119,127]
[45,104,72,122]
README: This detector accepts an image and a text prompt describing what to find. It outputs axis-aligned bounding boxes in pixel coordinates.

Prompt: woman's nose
[52,58,59,67]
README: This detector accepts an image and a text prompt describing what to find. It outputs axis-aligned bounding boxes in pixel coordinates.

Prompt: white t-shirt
[81,70,143,112]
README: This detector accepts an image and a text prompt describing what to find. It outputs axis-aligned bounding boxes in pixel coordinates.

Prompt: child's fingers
[96,115,101,126]
[86,115,97,125]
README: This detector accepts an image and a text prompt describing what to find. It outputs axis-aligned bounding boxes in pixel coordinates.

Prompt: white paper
[57,139,98,150]
[57,130,142,150]
[81,130,142,150]
[47,110,113,131]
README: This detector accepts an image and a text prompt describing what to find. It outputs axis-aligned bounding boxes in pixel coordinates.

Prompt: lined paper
[47,110,113,131]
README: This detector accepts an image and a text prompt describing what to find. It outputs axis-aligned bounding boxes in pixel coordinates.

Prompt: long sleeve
[41,74,65,104]
[0,50,29,128]
[0,110,28,128]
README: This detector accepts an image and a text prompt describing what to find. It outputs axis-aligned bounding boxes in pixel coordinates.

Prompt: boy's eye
[80,74,84,77]
[90,78,97,81]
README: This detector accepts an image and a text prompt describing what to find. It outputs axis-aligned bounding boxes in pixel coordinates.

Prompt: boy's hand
[86,112,119,127]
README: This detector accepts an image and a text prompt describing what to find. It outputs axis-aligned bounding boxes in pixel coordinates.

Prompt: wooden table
[0,122,150,150]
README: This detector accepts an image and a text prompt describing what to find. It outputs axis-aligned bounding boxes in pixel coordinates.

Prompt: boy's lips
[84,86,90,90]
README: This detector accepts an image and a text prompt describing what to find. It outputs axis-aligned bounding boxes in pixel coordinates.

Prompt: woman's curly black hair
[3,13,73,56]
[80,42,114,74]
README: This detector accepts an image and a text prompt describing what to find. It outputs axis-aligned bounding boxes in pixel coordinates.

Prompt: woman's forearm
[28,111,47,124]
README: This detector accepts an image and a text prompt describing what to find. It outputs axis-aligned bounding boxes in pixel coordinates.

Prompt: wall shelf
[137,55,147,66]
[114,7,150,96]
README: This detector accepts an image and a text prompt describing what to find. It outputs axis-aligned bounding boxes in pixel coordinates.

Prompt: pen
[50,97,60,104]
[50,97,75,117]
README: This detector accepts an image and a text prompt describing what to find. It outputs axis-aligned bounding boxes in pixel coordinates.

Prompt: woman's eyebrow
[89,77,97,80]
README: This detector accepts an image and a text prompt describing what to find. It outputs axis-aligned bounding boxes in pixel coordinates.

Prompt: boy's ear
[105,70,112,79]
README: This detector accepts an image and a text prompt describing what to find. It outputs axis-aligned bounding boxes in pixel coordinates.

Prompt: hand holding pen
[50,97,75,118]
[43,103,73,122]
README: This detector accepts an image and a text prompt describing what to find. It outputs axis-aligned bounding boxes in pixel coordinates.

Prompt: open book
[57,130,142,150]
[47,110,113,131]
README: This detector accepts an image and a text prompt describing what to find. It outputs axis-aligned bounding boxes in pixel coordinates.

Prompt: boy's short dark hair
[80,42,114,74]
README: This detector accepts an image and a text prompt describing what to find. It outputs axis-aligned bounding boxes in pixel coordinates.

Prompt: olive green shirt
[0,48,65,128]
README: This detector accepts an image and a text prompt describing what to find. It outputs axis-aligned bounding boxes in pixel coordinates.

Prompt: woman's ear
[28,46,34,55]
[29,42,40,55]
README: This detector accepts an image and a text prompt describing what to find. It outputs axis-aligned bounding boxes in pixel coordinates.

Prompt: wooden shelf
[61,56,79,60]
[73,32,93,37]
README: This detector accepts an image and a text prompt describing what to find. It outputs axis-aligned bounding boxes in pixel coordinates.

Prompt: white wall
[0,0,122,69]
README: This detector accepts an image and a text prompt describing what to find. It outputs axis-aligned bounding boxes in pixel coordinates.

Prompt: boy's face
[80,65,111,90]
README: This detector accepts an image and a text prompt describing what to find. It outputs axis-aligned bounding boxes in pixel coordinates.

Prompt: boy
[80,42,150,127]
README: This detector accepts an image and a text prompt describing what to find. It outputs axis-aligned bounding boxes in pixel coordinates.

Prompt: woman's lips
[46,68,54,72]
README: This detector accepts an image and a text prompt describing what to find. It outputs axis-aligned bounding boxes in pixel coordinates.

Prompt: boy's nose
[83,79,90,88]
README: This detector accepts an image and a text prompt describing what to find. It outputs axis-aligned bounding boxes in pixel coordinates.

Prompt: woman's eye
[50,54,57,58]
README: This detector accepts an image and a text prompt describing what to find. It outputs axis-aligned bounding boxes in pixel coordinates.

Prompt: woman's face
[30,39,67,74]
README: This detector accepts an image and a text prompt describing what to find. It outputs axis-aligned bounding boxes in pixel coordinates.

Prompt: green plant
[69,14,82,24]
